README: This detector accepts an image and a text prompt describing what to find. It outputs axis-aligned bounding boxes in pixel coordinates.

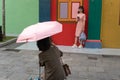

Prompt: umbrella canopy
[16,21,62,43]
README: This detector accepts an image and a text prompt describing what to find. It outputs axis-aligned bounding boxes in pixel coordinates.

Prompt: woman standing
[37,37,66,80]
[72,6,86,48]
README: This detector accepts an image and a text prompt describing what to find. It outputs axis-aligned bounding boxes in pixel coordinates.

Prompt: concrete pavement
[0,48,39,80]
[16,42,120,56]
[0,48,120,80]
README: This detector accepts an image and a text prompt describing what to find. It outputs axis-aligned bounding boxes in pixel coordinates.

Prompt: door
[101,0,120,48]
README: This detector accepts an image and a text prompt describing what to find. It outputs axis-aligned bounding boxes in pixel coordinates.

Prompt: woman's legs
[73,37,85,48]
[72,37,78,48]
[80,40,83,44]
[74,37,78,44]
[78,40,83,48]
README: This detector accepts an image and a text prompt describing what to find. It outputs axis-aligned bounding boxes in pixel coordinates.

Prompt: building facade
[0,0,120,48]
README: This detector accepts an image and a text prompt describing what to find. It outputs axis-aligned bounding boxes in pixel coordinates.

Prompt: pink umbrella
[16,21,62,43]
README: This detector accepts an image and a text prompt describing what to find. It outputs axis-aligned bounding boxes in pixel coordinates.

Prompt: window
[58,0,83,21]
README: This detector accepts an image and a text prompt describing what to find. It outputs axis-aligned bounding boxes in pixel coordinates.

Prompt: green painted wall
[0,0,39,36]
[88,0,102,40]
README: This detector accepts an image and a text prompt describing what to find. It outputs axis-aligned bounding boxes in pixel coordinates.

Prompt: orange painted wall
[51,0,88,46]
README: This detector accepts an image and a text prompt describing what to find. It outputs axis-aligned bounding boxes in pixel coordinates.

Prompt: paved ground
[0,49,39,80]
[0,47,120,80]
[16,42,120,56]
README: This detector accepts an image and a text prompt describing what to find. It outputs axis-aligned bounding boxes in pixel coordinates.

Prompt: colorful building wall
[0,0,39,36]
[39,0,120,48]
[0,0,120,48]
[38,0,102,47]
[50,0,89,46]
[101,0,120,48]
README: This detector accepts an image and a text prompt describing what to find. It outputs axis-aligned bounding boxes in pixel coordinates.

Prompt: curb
[0,38,17,47]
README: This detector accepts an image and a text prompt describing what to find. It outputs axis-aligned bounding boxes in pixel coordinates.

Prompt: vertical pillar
[0,26,3,41]
[2,0,6,37]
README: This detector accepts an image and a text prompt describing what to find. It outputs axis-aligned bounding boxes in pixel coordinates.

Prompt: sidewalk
[16,42,120,56]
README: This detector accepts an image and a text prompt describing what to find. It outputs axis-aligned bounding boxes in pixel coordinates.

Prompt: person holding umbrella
[16,21,66,80]
[37,37,66,80]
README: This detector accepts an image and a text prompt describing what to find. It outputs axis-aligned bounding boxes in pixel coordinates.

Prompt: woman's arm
[76,17,80,22]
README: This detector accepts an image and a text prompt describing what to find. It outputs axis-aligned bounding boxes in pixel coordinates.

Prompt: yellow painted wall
[101,0,120,48]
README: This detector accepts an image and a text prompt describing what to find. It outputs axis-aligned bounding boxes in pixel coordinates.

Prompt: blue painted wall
[39,0,51,22]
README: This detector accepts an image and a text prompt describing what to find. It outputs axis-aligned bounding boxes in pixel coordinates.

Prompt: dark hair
[37,37,51,51]
[78,6,84,13]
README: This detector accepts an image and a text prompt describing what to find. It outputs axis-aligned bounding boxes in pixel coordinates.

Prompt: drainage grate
[88,56,98,60]
[102,55,115,58]
[3,49,21,52]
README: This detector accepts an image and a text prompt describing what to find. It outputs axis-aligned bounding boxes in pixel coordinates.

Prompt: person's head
[78,6,84,13]
[37,37,51,51]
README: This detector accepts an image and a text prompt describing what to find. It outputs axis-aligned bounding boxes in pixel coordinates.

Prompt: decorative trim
[85,40,102,48]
